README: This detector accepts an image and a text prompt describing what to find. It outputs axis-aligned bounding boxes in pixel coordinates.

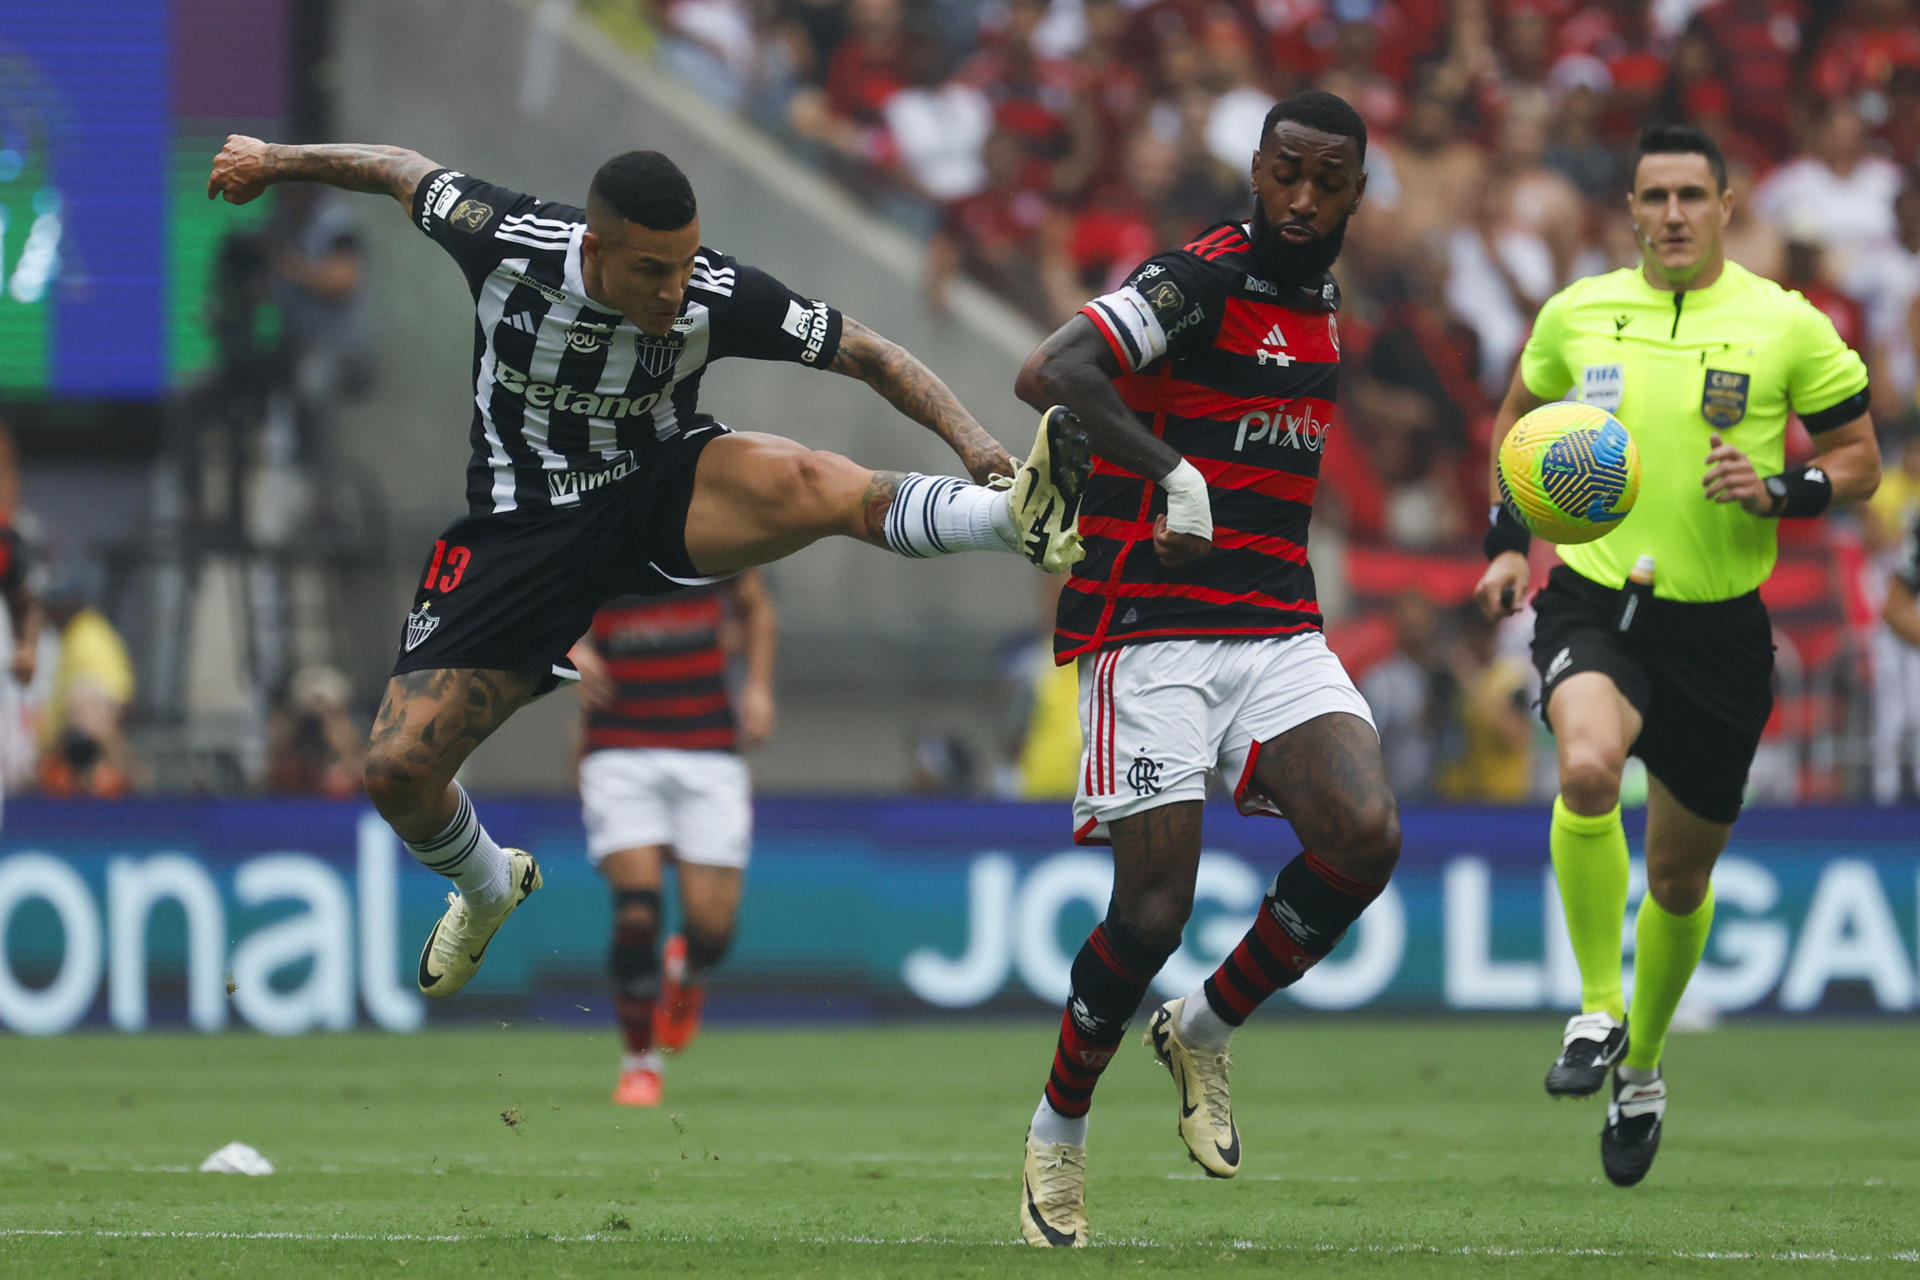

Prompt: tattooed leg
[1107,800,1206,954]
[363,667,538,842]
[681,432,1016,573]
[1249,712,1402,884]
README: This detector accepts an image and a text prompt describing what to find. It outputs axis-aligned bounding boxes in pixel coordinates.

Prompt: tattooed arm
[207,134,441,213]
[828,317,1014,484]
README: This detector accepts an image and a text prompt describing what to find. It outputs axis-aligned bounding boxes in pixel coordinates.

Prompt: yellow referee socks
[1625,886,1715,1072]
[1549,796,1629,1019]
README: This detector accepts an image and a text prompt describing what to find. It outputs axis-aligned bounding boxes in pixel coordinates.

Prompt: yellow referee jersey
[1519,262,1868,601]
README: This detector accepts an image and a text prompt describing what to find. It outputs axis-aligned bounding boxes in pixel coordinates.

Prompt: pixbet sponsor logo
[1234,404,1328,452]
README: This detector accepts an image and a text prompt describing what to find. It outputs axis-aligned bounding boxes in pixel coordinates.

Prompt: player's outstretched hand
[1474,550,1531,619]
[1703,433,1770,515]
[1152,514,1211,568]
[207,135,275,205]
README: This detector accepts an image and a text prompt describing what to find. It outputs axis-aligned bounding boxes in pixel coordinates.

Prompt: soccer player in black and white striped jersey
[208,136,1091,999]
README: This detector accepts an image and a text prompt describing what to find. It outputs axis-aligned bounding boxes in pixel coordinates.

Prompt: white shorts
[1072,633,1376,845]
[579,748,753,870]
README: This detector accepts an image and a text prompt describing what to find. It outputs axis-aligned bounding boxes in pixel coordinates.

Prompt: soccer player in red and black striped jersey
[1008,91,1403,1246]
[569,571,774,1108]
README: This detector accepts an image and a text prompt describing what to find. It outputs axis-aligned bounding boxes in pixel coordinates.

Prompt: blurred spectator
[910,729,979,793]
[266,185,373,492]
[1444,91,1578,397]
[35,568,134,800]
[960,0,1101,200]
[266,663,367,798]
[1807,0,1920,106]
[1350,242,1485,545]
[998,573,1080,800]
[1376,70,1486,260]
[788,0,938,190]
[1881,65,1920,171]
[1753,100,1903,304]
[650,0,761,111]
[0,502,39,826]
[1069,0,1152,181]
[1360,591,1451,802]
[1434,603,1535,803]
[1720,154,1786,283]
[1865,180,1920,421]
[1780,233,1870,356]
[883,41,994,205]
[1690,0,1804,161]
[1868,429,1920,802]
[926,129,1054,319]
[1542,64,1620,202]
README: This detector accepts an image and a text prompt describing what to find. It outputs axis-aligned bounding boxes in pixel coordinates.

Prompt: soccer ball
[1497,402,1641,545]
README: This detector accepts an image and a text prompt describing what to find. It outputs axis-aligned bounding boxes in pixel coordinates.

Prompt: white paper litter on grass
[198,1142,275,1175]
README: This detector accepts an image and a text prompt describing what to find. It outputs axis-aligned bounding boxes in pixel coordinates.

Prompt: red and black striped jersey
[584,587,737,753]
[1058,221,1342,661]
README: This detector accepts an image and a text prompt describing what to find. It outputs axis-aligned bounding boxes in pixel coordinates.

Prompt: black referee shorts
[390,428,726,695]
[1530,565,1775,824]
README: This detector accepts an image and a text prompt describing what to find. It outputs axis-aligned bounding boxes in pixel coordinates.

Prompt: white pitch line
[0,1229,1916,1262]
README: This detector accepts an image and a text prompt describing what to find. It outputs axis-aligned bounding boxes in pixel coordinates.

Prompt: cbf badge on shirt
[1702,369,1750,428]
[1580,363,1624,412]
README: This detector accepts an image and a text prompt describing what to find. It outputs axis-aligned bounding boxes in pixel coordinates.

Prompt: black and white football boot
[1545,1011,1629,1097]
[1601,1069,1666,1187]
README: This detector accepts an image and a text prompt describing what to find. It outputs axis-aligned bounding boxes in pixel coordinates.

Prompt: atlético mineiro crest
[404,602,440,653]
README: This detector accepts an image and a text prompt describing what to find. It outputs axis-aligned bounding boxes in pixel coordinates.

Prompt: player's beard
[1249,201,1347,287]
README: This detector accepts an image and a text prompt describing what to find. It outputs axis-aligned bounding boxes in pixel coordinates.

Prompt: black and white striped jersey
[412,168,844,514]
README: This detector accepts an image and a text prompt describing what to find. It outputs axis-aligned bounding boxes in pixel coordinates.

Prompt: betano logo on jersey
[492,360,661,419]
[1234,403,1329,453]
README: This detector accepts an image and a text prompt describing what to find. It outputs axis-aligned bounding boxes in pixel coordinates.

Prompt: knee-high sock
[1625,886,1714,1072]
[1550,796,1629,1019]
[881,474,1017,558]
[1197,852,1384,1029]
[610,890,662,1059]
[1041,918,1171,1119]
[403,784,512,909]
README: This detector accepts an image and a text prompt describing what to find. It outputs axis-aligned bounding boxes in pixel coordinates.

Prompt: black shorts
[391,429,727,694]
[1530,565,1774,824]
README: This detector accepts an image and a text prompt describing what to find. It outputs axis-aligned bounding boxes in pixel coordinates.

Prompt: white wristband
[1159,459,1213,542]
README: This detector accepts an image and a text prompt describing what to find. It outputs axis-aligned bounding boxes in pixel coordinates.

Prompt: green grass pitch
[2,1020,1915,1277]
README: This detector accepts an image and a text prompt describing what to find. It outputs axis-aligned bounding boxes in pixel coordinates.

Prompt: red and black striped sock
[610,890,662,1057]
[1043,918,1172,1119]
[1202,853,1385,1026]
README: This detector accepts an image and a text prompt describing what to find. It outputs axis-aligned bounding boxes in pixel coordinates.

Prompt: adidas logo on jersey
[1256,323,1294,367]
[503,312,538,335]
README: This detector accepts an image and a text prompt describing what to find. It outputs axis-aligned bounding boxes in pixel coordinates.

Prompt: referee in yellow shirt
[1473,125,1880,1187]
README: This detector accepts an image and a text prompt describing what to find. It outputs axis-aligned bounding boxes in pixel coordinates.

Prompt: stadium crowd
[641,0,1920,801]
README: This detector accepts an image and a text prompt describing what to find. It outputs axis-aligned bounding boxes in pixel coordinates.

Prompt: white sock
[1177,991,1233,1048]
[1030,1097,1088,1148]
[622,1051,663,1074]
[1618,1064,1660,1085]
[882,473,1017,557]
[404,784,513,910]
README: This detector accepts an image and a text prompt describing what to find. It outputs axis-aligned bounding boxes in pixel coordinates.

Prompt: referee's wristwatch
[1762,465,1833,519]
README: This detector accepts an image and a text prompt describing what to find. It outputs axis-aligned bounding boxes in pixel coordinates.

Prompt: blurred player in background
[1009,92,1401,1247]
[1880,505,1920,777]
[207,136,1089,1002]
[569,571,774,1107]
[1474,124,1878,1187]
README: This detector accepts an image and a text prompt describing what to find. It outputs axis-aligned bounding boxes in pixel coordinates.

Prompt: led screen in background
[0,0,292,402]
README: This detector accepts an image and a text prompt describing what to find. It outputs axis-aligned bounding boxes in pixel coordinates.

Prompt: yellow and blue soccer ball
[1497,402,1641,545]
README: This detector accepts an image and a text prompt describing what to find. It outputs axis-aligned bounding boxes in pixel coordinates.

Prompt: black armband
[1762,465,1833,519]
[1483,503,1533,559]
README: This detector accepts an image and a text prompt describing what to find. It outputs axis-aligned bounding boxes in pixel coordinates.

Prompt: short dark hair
[1631,123,1727,193]
[1261,90,1367,164]
[589,151,697,230]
